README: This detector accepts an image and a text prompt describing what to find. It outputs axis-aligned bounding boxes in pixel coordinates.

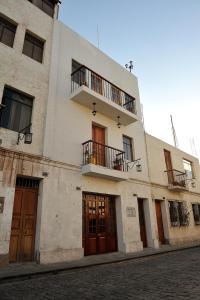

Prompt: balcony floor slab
[82,164,129,181]
[70,85,138,125]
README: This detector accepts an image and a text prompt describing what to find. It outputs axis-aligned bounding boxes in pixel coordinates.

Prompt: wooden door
[83,194,117,256]
[92,125,105,166]
[155,200,165,244]
[138,199,147,248]
[164,149,174,184]
[9,186,38,263]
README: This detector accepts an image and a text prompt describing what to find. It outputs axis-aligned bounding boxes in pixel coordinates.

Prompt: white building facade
[0,0,200,266]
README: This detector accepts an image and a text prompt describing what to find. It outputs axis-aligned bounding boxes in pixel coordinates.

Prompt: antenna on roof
[97,25,100,49]
[190,137,198,157]
[170,115,179,148]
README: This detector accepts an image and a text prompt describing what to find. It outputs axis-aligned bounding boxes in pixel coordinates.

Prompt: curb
[0,244,200,284]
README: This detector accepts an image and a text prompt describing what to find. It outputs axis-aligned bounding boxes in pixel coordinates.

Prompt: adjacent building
[0,0,200,266]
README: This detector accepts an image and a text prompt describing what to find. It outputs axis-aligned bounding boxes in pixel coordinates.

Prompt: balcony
[165,169,188,191]
[70,66,138,125]
[82,140,129,181]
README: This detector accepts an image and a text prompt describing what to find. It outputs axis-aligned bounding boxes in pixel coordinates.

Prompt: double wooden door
[155,200,165,244]
[92,125,105,166]
[83,194,117,256]
[138,199,147,248]
[9,184,38,263]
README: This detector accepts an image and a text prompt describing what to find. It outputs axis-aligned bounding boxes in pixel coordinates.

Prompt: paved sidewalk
[0,242,200,283]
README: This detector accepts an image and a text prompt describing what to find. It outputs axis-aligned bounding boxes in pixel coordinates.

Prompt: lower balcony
[82,140,128,181]
[165,169,188,191]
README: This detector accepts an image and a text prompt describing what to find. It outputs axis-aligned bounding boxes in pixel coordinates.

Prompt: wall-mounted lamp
[127,158,142,172]
[92,102,97,116]
[117,116,121,128]
[17,123,32,145]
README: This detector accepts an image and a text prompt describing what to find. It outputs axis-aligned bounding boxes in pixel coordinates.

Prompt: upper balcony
[70,66,138,125]
[165,169,188,191]
[81,140,129,181]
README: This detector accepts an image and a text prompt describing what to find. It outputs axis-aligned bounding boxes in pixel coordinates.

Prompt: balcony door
[164,149,174,184]
[92,124,105,166]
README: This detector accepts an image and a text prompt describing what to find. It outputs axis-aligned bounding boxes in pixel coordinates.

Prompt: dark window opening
[169,201,189,227]
[23,32,44,63]
[0,87,33,132]
[28,0,55,17]
[123,135,133,161]
[72,60,86,86]
[192,204,200,225]
[0,15,16,47]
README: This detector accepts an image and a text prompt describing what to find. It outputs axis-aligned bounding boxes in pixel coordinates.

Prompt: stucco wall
[43,21,150,183]
[0,0,54,155]
[146,133,200,193]
[146,134,200,245]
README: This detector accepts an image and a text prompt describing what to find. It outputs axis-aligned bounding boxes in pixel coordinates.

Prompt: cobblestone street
[0,247,200,300]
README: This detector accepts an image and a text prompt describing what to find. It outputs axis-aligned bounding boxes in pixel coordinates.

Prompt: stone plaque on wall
[126,207,136,217]
[0,197,5,214]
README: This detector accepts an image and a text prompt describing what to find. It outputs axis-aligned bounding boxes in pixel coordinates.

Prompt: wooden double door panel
[9,187,38,263]
[92,124,105,166]
[138,199,147,248]
[155,200,165,244]
[83,194,117,256]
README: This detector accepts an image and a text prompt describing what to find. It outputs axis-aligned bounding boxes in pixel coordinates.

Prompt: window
[72,60,86,86]
[0,87,33,132]
[28,0,55,17]
[123,136,133,161]
[183,159,193,180]
[111,86,121,105]
[192,204,200,225]
[0,15,16,47]
[23,32,44,63]
[168,201,189,227]
[124,93,135,113]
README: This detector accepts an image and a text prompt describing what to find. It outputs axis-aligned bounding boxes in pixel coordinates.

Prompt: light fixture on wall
[117,116,121,128]
[92,102,97,116]
[125,60,133,73]
[127,158,142,172]
[17,123,32,145]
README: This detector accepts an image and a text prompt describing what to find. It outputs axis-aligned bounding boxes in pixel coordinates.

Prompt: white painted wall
[0,0,55,155]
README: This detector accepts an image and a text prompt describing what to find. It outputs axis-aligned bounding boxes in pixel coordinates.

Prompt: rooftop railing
[71,65,136,114]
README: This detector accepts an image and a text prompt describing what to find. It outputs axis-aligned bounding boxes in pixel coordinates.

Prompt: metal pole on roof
[170,115,179,148]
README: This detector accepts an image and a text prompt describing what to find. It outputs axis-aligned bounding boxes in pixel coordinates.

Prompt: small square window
[0,16,16,48]
[0,87,33,132]
[23,32,44,63]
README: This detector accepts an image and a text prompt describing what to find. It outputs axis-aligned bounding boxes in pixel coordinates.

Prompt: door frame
[9,176,40,263]
[137,198,148,248]
[82,192,118,256]
[155,199,166,245]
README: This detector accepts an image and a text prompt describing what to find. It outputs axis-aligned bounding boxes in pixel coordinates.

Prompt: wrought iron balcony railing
[82,140,128,172]
[165,169,187,188]
[71,65,136,114]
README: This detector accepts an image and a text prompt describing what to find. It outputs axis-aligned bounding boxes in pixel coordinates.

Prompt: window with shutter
[0,87,33,132]
[23,32,44,63]
[28,0,55,17]
[0,16,16,48]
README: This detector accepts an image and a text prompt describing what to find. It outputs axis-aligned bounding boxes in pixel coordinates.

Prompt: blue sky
[59,0,200,158]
